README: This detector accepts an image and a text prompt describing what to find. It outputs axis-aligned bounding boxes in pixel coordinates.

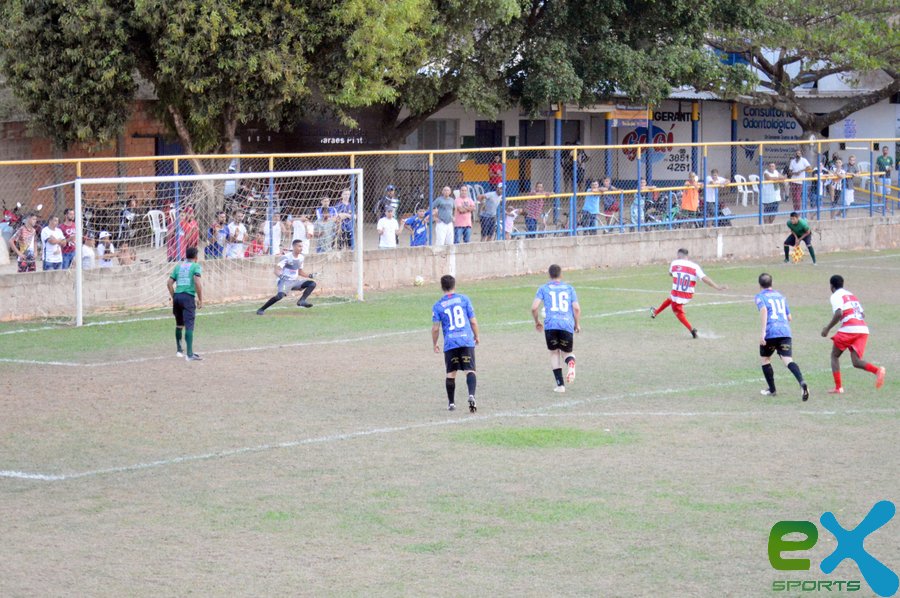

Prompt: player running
[784,212,817,265]
[532,264,581,393]
[256,239,317,315]
[649,248,727,338]
[755,273,809,400]
[820,275,886,394]
[167,246,203,361]
[432,275,480,412]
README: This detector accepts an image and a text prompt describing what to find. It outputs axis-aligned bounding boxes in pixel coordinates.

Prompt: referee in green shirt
[167,246,204,361]
[784,212,816,265]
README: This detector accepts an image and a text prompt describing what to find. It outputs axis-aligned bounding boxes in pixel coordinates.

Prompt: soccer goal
[65,168,364,326]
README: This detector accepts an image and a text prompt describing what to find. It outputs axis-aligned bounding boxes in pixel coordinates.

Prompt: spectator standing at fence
[375,185,400,220]
[788,149,811,211]
[82,234,96,270]
[875,146,893,196]
[433,186,455,246]
[580,180,601,233]
[761,163,784,224]
[377,206,400,249]
[183,207,199,253]
[316,197,338,221]
[680,173,701,220]
[477,182,503,241]
[525,182,547,233]
[206,211,227,259]
[599,177,621,227]
[245,231,266,257]
[117,197,138,241]
[225,210,247,258]
[118,240,136,266]
[292,213,314,255]
[404,206,430,247]
[9,213,36,272]
[704,169,728,226]
[97,231,118,268]
[39,215,65,271]
[843,155,859,209]
[335,189,354,250]
[315,209,338,253]
[827,158,846,217]
[454,186,476,243]
[632,179,658,227]
[488,154,503,187]
[60,208,76,269]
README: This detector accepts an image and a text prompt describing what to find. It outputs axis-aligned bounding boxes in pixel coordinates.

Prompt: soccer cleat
[875,366,886,389]
[760,389,776,396]
[783,258,789,263]
[827,387,844,395]
[185,354,203,362]
[801,383,809,402]
[297,299,313,308]
[176,350,184,358]
[448,402,456,411]
[553,385,566,393]
[690,328,698,339]
[468,395,477,413]
[649,307,656,319]
[256,309,265,316]
[566,360,576,384]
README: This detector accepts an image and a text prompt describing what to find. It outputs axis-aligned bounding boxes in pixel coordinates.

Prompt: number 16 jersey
[535,281,578,333]
[668,258,706,304]
[432,293,476,351]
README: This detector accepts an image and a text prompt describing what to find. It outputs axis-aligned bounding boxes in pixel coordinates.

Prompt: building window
[402,119,459,150]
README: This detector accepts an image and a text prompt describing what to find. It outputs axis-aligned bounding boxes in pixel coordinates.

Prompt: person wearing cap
[477,182,503,241]
[97,231,117,268]
[374,185,399,220]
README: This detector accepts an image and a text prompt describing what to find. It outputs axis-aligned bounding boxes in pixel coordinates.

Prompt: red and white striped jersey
[829,288,869,334]
[668,259,706,304]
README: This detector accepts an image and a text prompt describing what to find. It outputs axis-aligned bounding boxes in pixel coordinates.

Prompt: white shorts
[434,221,454,246]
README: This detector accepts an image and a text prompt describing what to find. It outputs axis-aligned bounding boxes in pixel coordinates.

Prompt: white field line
[1,375,896,482]
[581,286,757,299]
[0,299,747,368]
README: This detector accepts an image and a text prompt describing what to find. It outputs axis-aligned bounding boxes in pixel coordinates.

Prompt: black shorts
[480,215,496,238]
[784,234,812,247]
[760,337,792,358]
[545,329,574,352]
[173,293,197,330]
[444,346,476,373]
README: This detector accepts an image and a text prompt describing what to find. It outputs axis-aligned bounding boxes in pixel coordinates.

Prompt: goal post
[72,168,365,326]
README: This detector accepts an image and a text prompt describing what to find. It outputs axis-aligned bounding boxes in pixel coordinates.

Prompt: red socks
[864,363,879,375]
[833,372,842,389]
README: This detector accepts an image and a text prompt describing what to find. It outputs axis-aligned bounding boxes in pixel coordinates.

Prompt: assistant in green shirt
[170,261,202,295]
[784,212,816,264]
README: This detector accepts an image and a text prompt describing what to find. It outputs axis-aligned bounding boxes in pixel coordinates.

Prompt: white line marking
[581,286,756,298]
[7,374,894,482]
[0,299,748,368]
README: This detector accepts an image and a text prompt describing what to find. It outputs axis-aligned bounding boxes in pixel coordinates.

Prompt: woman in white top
[762,163,785,224]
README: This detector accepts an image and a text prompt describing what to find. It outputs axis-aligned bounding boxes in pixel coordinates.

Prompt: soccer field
[1,249,899,596]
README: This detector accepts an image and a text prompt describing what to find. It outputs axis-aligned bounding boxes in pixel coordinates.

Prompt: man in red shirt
[820,274,886,394]
[60,208,76,269]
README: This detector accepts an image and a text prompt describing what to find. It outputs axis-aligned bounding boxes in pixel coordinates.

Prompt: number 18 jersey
[755,288,792,339]
[668,258,706,304]
[432,293,476,351]
[535,281,578,333]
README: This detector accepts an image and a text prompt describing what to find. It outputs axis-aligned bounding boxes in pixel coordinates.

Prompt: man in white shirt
[97,231,117,268]
[291,213,313,255]
[225,210,247,258]
[377,207,400,249]
[788,149,811,211]
[82,235,96,270]
[704,169,728,226]
[40,215,66,270]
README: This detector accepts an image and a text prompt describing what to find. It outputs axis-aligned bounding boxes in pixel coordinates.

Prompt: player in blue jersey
[755,273,809,401]
[432,275,480,412]
[532,264,581,392]
[404,206,430,247]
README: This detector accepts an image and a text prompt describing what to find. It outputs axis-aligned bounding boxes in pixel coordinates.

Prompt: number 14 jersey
[668,259,706,304]
[432,293,476,351]
[535,281,578,333]
[755,288,792,339]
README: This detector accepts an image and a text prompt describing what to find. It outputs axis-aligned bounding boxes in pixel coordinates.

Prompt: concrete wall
[2,217,899,321]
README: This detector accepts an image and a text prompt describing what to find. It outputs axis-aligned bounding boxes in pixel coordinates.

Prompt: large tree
[347,0,756,148]
[0,0,430,166]
[708,0,900,138]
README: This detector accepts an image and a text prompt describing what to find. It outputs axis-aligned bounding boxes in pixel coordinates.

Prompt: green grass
[453,427,637,448]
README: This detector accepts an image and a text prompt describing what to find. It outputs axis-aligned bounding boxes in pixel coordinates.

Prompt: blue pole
[604,116,613,181]
[500,153,507,240]
[636,151,643,232]
[667,191,673,230]
[757,146,764,225]
[691,102,699,174]
[869,147,875,217]
[702,152,708,228]
[267,173,275,255]
[618,191,624,233]
[427,155,434,245]
[570,149,577,236]
[730,103,738,180]
[816,151,822,221]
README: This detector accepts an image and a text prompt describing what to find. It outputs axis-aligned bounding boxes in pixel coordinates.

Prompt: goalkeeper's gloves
[307,272,316,280]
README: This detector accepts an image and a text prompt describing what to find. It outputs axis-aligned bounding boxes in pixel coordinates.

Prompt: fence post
[702,146,709,228]
[500,149,507,241]
[427,153,434,245]
[74,177,83,327]
[553,111,562,223]
[816,144,822,221]
[757,145,764,225]
[570,148,577,236]
[268,156,275,255]
[636,148,643,232]
[730,103,738,181]
[869,145,875,217]
[349,154,356,251]
[691,102,700,173]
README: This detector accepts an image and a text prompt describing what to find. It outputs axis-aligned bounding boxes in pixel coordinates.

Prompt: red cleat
[827,387,844,395]
[875,367,886,389]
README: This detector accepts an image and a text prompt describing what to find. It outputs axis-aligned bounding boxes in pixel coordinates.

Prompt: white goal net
[62,169,364,325]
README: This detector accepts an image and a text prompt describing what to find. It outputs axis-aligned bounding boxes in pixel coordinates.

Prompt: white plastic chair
[857,161,871,190]
[733,174,753,206]
[146,210,167,248]
[747,174,761,202]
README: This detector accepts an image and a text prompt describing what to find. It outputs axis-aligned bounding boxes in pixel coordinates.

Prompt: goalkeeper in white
[256,239,316,315]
